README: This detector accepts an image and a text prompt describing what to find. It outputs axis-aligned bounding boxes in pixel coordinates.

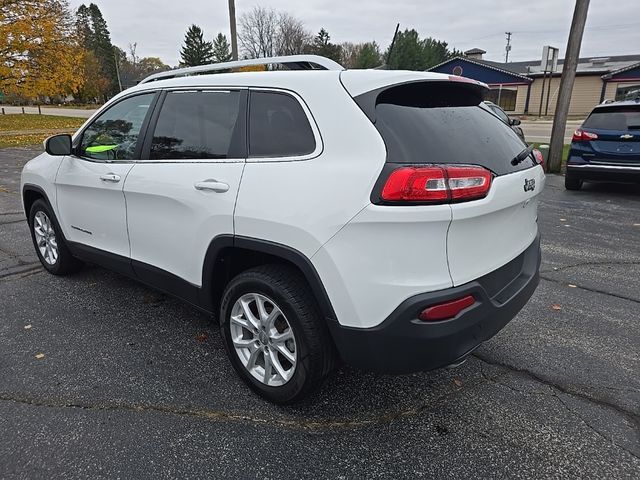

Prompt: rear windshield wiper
[511,145,534,166]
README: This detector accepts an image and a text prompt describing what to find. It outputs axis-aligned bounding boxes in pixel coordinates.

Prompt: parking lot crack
[0,379,490,433]
[552,390,640,460]
[476,356,640,459]
[0,264,42,280]
[540,275,640,304]
[540,260,640,275]
[0,218,26,225]
[473,353,640,425]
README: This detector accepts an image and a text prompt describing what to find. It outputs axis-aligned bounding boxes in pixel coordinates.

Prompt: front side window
[249,91,316,157]
[150,90,243,160]
[80,93,155,161]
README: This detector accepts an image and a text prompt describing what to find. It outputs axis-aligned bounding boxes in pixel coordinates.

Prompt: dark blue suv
[565,100,640,190]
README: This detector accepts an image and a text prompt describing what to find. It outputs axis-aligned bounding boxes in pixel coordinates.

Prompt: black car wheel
[28,199,83,275]
[219,264,336,404]
[565,174,583,191]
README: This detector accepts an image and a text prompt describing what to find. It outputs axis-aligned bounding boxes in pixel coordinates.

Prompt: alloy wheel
[229,293,297,387]
[33,211,58,265]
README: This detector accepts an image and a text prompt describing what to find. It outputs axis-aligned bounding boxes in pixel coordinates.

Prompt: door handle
[194,180,229,193]
[100,173,121,183]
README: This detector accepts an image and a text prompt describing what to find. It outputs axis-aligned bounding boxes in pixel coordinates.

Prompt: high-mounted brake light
[572,129,598,142]
[448,75,480,85]
[380,165,492,204]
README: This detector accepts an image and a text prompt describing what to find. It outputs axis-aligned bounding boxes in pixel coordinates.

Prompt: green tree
[354,42,382,69]
[307,28,341,63]
[385,29,459,71]
[180,24,214,67]
[212,33,232,63]
[75,3,118,97]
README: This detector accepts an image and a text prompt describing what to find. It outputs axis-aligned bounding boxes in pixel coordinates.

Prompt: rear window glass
[249,91,316,157]
[582,106,640,131]
[365,82,534,175]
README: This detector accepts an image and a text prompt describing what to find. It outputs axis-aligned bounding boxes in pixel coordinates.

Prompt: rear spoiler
[352,79,489,124]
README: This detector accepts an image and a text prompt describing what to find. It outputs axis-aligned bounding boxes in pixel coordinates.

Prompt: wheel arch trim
[202,235,338,322]
[22,184,51,217]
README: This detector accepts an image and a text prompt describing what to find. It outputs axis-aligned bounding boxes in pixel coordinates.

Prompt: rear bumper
[327,235,541,373]
[566,162,640,182]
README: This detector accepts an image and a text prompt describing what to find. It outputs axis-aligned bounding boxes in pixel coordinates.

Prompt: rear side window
[359,82,534,175]
[249,91,315,157]
[150,90,243,160]
[582,106,640,131]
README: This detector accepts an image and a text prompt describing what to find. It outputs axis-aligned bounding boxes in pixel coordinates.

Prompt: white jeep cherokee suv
[21,55,544,403]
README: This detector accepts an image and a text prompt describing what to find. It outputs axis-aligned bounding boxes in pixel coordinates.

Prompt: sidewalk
[1,105,95,118]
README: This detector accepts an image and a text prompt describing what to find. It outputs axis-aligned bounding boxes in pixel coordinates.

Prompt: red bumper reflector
[419,295,476,321]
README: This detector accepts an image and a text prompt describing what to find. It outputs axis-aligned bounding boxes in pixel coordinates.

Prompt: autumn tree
[0,0,84,100]
[76,49,110,102]
[212,33,232,63]
[180,24,214,67]
[115,45,169,88]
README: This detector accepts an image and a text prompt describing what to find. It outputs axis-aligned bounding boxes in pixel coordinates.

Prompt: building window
[485,87,517,111]
[452,65,463,76]
[615,84,640,101]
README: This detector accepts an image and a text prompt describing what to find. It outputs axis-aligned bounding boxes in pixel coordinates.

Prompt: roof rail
[140,55,344,84]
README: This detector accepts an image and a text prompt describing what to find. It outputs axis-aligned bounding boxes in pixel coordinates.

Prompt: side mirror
[44,134,72,156]
[510,118,522,126]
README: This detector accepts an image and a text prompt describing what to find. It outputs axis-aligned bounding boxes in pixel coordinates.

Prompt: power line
[512,21,640,35]
[455,21,639,45]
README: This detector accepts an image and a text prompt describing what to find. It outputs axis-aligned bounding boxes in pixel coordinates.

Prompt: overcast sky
[68,0,640,66]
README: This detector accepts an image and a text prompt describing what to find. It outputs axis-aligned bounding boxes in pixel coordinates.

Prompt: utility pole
[505,32,512,63]
[548,0,590,172]
[113,48,123,92]
[228,0,238,61]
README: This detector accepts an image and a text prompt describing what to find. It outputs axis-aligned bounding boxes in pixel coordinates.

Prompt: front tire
[28,199,83,275]
[565,174,583,191]
[220,265,335,404]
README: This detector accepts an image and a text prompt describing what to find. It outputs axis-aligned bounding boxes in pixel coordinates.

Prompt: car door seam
[122,163,136,258]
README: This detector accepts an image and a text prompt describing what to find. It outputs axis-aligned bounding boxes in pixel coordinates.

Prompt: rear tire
[29,199,83,275]
[220,264,335,404]
[565,174,583,191]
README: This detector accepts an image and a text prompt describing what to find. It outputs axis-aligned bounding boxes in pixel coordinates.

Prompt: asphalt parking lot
[1,147,639,479]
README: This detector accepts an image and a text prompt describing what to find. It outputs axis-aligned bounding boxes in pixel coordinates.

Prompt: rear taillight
[572,129,598,142]
[532,149,545,168]
[380,165,492,204]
